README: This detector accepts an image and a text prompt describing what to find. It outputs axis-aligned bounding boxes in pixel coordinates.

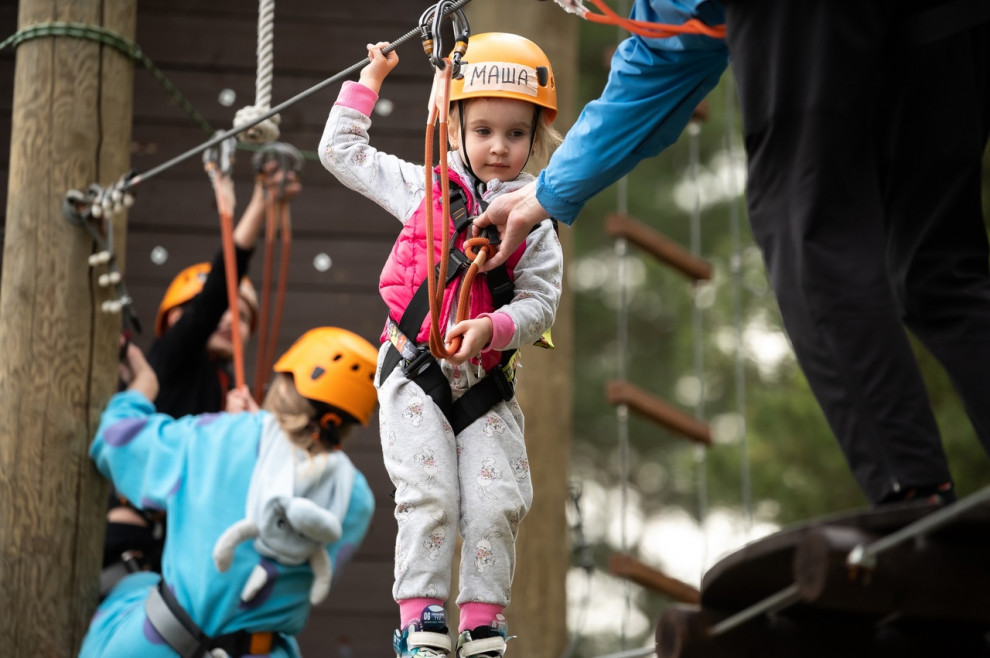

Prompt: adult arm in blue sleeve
[475,0,728,267]
[538,31,728,224]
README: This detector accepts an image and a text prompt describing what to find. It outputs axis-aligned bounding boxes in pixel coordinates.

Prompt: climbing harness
[381,183,521,436]
[202,134,247,391]
[145,579,276,658]
[549,0,726,40]
[234,0,281,144]
[62,174,142,334]
[251,142,303,403]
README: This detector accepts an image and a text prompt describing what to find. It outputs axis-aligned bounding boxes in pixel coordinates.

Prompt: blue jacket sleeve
[537,0,729,224]
[90,390,200,513]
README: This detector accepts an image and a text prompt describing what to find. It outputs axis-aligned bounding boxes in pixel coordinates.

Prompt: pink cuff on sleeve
[335,80,379,117]
[480,312,515,353]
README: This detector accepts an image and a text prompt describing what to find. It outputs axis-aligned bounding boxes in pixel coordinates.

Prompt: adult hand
[472,180,549,271]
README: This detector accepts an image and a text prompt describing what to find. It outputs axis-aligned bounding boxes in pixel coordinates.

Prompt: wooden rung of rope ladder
[609,553,700,604]
[605,213,713,282]
[606,380,712,446]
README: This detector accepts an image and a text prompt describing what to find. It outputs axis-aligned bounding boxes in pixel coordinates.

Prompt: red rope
[583,0,726,39]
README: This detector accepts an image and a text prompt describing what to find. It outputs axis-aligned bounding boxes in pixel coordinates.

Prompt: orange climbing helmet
[154,262,259,337]
[272,327,379,426]
[449,32,557,122]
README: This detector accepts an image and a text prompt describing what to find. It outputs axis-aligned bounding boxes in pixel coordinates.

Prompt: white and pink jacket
[319,80,562,374]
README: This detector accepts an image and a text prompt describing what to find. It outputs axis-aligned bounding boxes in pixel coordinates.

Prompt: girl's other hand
[226,385,260,414]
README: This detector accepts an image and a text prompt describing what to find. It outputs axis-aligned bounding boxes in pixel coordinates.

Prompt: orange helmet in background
[449,32,557,122]
[272,327,379,426]
[154,262,259,337]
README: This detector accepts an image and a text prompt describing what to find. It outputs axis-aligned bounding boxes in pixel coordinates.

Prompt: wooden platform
[656,490,990,657]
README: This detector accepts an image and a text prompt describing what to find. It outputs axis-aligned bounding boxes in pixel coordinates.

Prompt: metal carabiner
[419,1,470,76]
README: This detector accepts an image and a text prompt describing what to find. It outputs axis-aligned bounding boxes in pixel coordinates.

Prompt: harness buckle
[402,347,436,378]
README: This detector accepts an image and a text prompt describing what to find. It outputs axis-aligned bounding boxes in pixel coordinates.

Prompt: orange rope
[583,0,726,39]
[253,178,277,401]
[252,190,292,403]
[423,61,498,361]
[424,60,456,360]
[205,161,246,392]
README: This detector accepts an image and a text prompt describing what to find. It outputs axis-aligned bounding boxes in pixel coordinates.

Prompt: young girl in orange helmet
[81,327,378,658]
[320,33,563,657]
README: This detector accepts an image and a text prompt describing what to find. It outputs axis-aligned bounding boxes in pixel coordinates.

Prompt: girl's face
[459,97,535,184]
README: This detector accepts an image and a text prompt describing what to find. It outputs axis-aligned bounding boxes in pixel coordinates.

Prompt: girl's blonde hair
[262,373,353,452]
[448,100,563,176]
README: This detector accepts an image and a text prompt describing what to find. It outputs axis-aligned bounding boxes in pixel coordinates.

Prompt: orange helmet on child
[154,262,259,337]
[449,32,557,122]
[272,327,379,426]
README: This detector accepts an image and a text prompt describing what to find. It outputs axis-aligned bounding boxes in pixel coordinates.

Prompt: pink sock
[398,598,446,629]
[458,602,505,633]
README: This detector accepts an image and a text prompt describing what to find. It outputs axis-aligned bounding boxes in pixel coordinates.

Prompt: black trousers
[724,0,990,502]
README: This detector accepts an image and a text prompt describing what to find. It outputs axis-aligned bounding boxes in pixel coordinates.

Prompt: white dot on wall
[218,88,237,107]
[313,253,332,272]
[151,246,168,265]
[375,98,394,117]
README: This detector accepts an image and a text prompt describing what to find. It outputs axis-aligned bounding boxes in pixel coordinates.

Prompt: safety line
[125,0,475,191]
[723,74,753,533]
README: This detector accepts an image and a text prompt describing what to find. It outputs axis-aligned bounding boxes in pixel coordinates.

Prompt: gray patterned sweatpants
[375,343,534,607]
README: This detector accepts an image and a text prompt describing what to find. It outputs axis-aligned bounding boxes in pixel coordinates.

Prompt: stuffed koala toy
[213,495,343,604]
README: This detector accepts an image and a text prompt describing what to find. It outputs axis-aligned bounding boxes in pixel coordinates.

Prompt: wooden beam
[605,213,713,282]
[606,380,712,446]
[609,553,700,604]
[656,603,990,658]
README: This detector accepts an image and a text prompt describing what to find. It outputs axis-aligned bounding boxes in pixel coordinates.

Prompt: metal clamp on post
[63,172,142,333]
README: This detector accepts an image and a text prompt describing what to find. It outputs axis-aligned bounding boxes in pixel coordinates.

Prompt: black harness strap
[384,181,519,434]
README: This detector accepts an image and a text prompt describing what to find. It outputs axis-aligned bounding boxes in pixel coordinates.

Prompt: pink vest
[379,169,524,371]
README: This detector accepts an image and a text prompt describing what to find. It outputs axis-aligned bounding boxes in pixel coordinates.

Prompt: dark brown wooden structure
[1,1,575,655]
[655,493,990,658]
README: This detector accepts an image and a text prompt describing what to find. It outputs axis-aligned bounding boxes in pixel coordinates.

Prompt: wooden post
[461,3,576,656]
[0,0,136,654]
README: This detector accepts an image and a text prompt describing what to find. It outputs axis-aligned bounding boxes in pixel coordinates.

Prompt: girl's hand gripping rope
[359,41,399,95]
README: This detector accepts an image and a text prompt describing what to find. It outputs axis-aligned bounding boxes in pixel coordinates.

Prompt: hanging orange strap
[253,188,292,402]
[581,0,726,39]
[203,137,246,391]
[422,61,498,361]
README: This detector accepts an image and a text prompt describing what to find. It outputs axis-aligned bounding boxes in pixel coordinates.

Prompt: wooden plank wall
[1,1,452,654]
